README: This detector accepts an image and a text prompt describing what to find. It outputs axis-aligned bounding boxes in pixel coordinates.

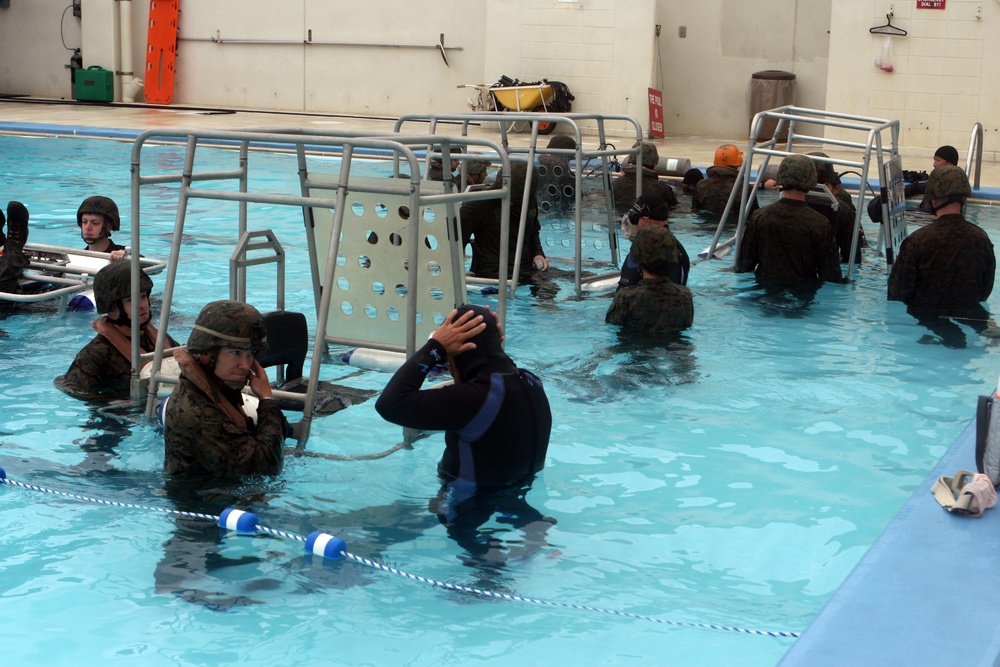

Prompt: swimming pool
[1,132,998,666]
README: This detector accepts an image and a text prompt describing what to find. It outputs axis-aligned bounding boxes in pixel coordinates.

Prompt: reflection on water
[2,133,1000,665]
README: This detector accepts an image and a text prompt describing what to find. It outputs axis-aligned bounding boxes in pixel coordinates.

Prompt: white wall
[485,0,656,136]
[655,0,832,139]
[0,0,993,157]
[827,0,998,161]
[0,0,83,99]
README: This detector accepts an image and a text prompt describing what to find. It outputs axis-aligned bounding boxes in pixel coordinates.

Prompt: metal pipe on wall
[118,0,144,103]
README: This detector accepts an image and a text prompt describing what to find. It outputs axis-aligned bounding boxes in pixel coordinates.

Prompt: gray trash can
[748,70,796,140]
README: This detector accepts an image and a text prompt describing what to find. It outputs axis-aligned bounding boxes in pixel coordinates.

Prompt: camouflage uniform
[163,300,286,480]
[606,227,694,333]
[606,277,693,333]
[460,162,545,280]
[888,214,994,308]
[61,326,175,401]
[736,155,843,286]
[691,166,759,222]
[735,199,843,285]
[888,165,994,309]
[611,168,678,217]
[59,261,175,400]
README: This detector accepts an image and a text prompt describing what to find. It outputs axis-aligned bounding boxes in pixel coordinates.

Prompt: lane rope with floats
[0,467,799,639]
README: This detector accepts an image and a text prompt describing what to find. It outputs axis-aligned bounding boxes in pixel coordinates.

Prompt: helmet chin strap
[107,302,150,329]
[930,197,962,215]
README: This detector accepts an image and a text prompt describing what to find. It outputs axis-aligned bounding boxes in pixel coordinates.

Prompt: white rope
[0,471,799,639]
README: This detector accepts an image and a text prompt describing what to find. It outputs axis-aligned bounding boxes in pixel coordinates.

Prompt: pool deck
[3,97,1000,664]
[1,97,999,201]
[779,419,1000,666]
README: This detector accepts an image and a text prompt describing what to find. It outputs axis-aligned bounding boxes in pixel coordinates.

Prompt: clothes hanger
[870,13,908,36]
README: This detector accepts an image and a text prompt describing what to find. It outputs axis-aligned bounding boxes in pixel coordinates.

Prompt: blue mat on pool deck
[779,418,1000,666]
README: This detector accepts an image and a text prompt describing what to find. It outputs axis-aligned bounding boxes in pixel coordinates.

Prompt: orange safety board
[144,0,179,104]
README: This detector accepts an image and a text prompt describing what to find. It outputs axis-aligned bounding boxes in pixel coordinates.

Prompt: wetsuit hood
[451,304,516,381]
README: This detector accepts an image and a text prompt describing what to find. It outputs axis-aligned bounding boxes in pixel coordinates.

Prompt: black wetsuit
[85,241,127,254]
[375,334,551,490]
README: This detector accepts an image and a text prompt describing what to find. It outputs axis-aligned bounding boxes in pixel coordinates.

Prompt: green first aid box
[75,66,114,102]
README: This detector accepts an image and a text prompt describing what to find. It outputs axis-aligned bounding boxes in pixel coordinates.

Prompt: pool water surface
[1,133,998,666]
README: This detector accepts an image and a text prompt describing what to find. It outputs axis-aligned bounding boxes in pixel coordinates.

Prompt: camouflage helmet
[467,157,492,177]
[638,141,660,169]
[631,226,679,267]
[187,300,268,355]
[93,261,153,314]
[776,154,818,192]
[925,165,972,201]
[77,196,121,232]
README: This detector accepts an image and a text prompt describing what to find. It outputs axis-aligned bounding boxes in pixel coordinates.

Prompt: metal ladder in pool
[702,106,902,281]
[395,112,646,293]
[967,121,984,190]
[128,128,516,446]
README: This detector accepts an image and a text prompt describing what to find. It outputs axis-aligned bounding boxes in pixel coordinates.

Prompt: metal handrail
[966,122,983,190]
[130,127,514,447]
[705,105,900,282]
[394,112,645,293]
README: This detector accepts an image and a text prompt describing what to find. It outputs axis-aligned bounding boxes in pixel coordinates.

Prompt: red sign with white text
[917,0,945,8]
[648,88,664,138]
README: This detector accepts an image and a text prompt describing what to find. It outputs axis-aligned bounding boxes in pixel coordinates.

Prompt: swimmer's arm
[375,339,484,432]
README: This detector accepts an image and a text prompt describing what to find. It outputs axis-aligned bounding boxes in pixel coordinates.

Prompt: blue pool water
[1,132,999,666]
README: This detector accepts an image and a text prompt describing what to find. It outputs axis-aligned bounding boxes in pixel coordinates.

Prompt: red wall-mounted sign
[917,0,945,8]
[648,88,664,138]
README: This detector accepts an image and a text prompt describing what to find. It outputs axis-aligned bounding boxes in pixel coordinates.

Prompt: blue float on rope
[218,508,259,533]
[67,293,96,311]
[305,530,347,560]
[0,467,6,480]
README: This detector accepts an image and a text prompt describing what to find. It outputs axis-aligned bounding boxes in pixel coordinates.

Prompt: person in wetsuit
[0,201,30,296]
[376,304,551,489]
[617,193,689,290]
[375,304,553,575]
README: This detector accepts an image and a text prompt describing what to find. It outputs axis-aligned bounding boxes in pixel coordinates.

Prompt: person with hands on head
[375,304,550,492]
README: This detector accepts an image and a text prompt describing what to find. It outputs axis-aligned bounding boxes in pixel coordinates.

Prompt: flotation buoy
[68,290,96,311]
[342,347,407,373]
[156,388,260,428]
[140,355,181,397]
[580,276,620,292]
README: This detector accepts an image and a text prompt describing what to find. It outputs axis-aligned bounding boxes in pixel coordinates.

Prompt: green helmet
[925,165,972,201]
[77,196,121,232]
[93,261,153,314]
[631,226,679,267]
[776,154,817,192]
[187,300,268,355]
